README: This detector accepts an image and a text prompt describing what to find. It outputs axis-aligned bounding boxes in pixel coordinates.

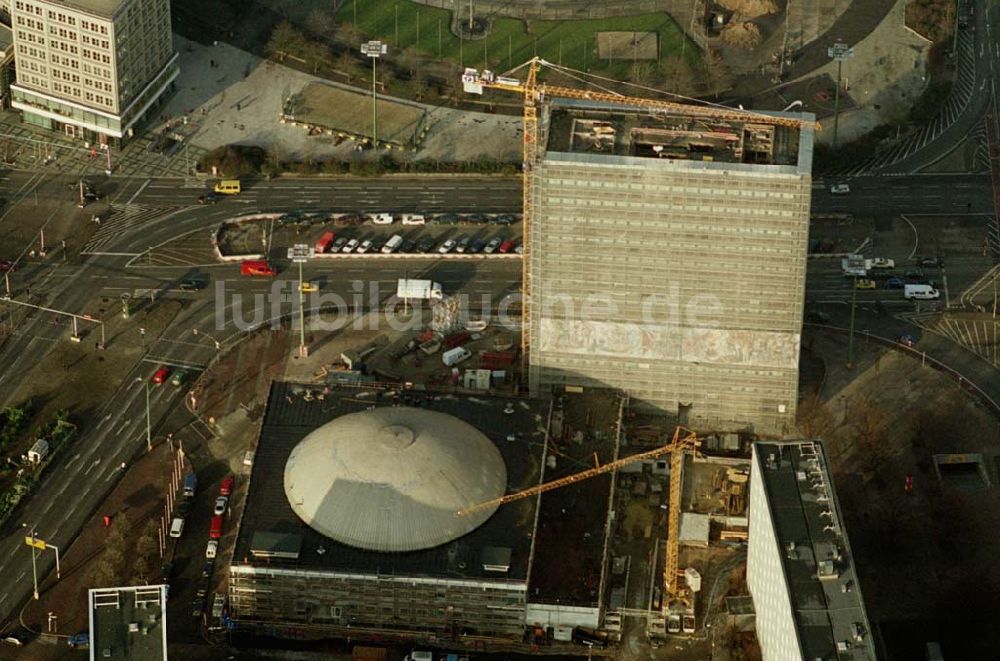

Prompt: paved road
[0,170,997,632]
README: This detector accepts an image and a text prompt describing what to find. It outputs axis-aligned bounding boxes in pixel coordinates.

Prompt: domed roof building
[283,407,507,552]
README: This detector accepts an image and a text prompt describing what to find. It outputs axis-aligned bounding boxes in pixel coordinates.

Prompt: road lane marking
[126,179,152,205]
[84,458,100,475]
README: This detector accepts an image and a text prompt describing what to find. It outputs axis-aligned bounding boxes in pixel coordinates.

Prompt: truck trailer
[396,279,444,300]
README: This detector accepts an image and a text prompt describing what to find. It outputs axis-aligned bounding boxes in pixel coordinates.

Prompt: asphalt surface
[1,169,999,640]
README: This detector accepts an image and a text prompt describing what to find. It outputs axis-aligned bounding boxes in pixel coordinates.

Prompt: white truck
[904,284,940,300]
[396,279,444,301]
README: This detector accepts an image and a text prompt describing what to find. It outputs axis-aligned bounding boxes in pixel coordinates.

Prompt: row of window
[82,63,112,79]
[82,48,111,64]
[80,34,110,49]
[79,19,109,35]
[50,53,77,70]
[14,1,42,17]
[47,9,75,26]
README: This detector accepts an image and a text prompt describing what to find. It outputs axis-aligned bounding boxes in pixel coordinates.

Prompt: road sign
[24,536,46,550]
[361,40,387,58]
[287,245,315,263]
[827,42,854,61]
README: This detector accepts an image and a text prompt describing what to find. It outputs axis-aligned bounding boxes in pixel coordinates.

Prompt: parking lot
[218,212,524,260]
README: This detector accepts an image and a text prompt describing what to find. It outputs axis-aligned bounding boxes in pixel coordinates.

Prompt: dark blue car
[884,276,905,289]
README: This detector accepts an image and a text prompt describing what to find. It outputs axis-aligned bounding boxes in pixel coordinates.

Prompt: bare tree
[796,392,834,439]
[302,40,330,73]
[266,21,306,63]
[851,399,891,475]
[659,57,695,95]
[306,8,335,39]
[701,48,730,98]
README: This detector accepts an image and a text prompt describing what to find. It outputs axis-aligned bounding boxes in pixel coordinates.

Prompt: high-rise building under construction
[527,100,814,435]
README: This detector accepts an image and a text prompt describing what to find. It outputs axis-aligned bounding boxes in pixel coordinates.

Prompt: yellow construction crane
[456,426,700,609]
[462,59,817,366]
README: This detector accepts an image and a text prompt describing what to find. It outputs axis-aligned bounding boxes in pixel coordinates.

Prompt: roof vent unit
[836,641,851,652]
[852,622,867,642]
[767,453,777,469]
[841,580,854,593]
[785,541,796,558]
[796,470,806,481]
[818,560,839,580]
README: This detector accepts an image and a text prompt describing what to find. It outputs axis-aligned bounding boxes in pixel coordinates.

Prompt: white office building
[9,0,177,143]
[747,440,877,660]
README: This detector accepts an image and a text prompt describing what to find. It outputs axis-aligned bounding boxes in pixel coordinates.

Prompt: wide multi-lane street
[0,168,997,631]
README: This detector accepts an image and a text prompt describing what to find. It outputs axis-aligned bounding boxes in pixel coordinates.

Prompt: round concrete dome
[283,407,508,552]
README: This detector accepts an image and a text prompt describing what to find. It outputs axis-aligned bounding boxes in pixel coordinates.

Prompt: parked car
[870,257,894,269]
[918,256,944,268]
[515,244,524,255]
[2,633,25,647]
[830,184,850,194]
[437,239,457,254]
[469,238,486,254]
[356,239,374,254]
[896,333,917,347]
[855,278,876,290]
[884,276,906,289]
[170,369,188,387]
[495,214,517,225]
[67,632,89,648]
[209,515,224,539]
[417,238,436,253]
[401,214,426,225]
[151,367,171,385]
[213,496,228,516]
[219,475,234,496]
[159,562,173,583]
[400,238,416,253]
[455,236,472,253]
[464,213,489,225]
[331,236,348,251]
[435,213,460,225]
[341,238,359,253]
[205,540,218,559]
[498,240,516,254]
[201,561,215,579]
[176,499,192,517]
[371,213,394,225]
[191,600,204,618]
[483,237,502,254]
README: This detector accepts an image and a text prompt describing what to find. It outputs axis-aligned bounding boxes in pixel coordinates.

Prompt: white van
[442,346,472,366]
[904,284,940,300]
[382,234,404,254]
[169,517,185,538]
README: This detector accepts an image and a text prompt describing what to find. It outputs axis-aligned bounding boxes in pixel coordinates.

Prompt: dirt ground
[800,330,1000,658]
[7,441,180,660]
[288,83,427,147]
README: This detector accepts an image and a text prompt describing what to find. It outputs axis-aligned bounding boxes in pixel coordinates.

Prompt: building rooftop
[754,441,877,660]
[88,585,167,661]
[232,382,547,583]
[284,407,508,552]
[543,100,813,174]
[47,0,128,19]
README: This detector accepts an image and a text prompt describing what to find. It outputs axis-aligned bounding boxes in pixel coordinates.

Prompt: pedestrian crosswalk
[81,204,180,254]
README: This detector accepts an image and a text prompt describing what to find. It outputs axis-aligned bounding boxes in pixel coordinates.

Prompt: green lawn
[335,0,699,78]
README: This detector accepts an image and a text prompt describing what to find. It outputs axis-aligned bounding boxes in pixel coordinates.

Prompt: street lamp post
[288,244,315,358]
[847,275,858,369]
[361,41,388,149]
[828,41,854,149]
[22,524,60,598]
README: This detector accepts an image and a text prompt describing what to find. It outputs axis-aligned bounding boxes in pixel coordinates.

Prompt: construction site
[220,379,752,655]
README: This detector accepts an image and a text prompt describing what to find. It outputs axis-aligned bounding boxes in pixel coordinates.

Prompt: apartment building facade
[9,0,177,143]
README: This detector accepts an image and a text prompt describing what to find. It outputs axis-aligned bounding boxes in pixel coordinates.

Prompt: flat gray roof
[41,0,128,19]
[88,585,167,661]
[754,441,877,660]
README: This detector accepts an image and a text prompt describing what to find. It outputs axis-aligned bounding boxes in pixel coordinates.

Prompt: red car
[498,240,516,254]
[209,515,224,539]
[240,260,276,277]
[219,475,234,497]
[0,259,17,274]
[151,367,171,385]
